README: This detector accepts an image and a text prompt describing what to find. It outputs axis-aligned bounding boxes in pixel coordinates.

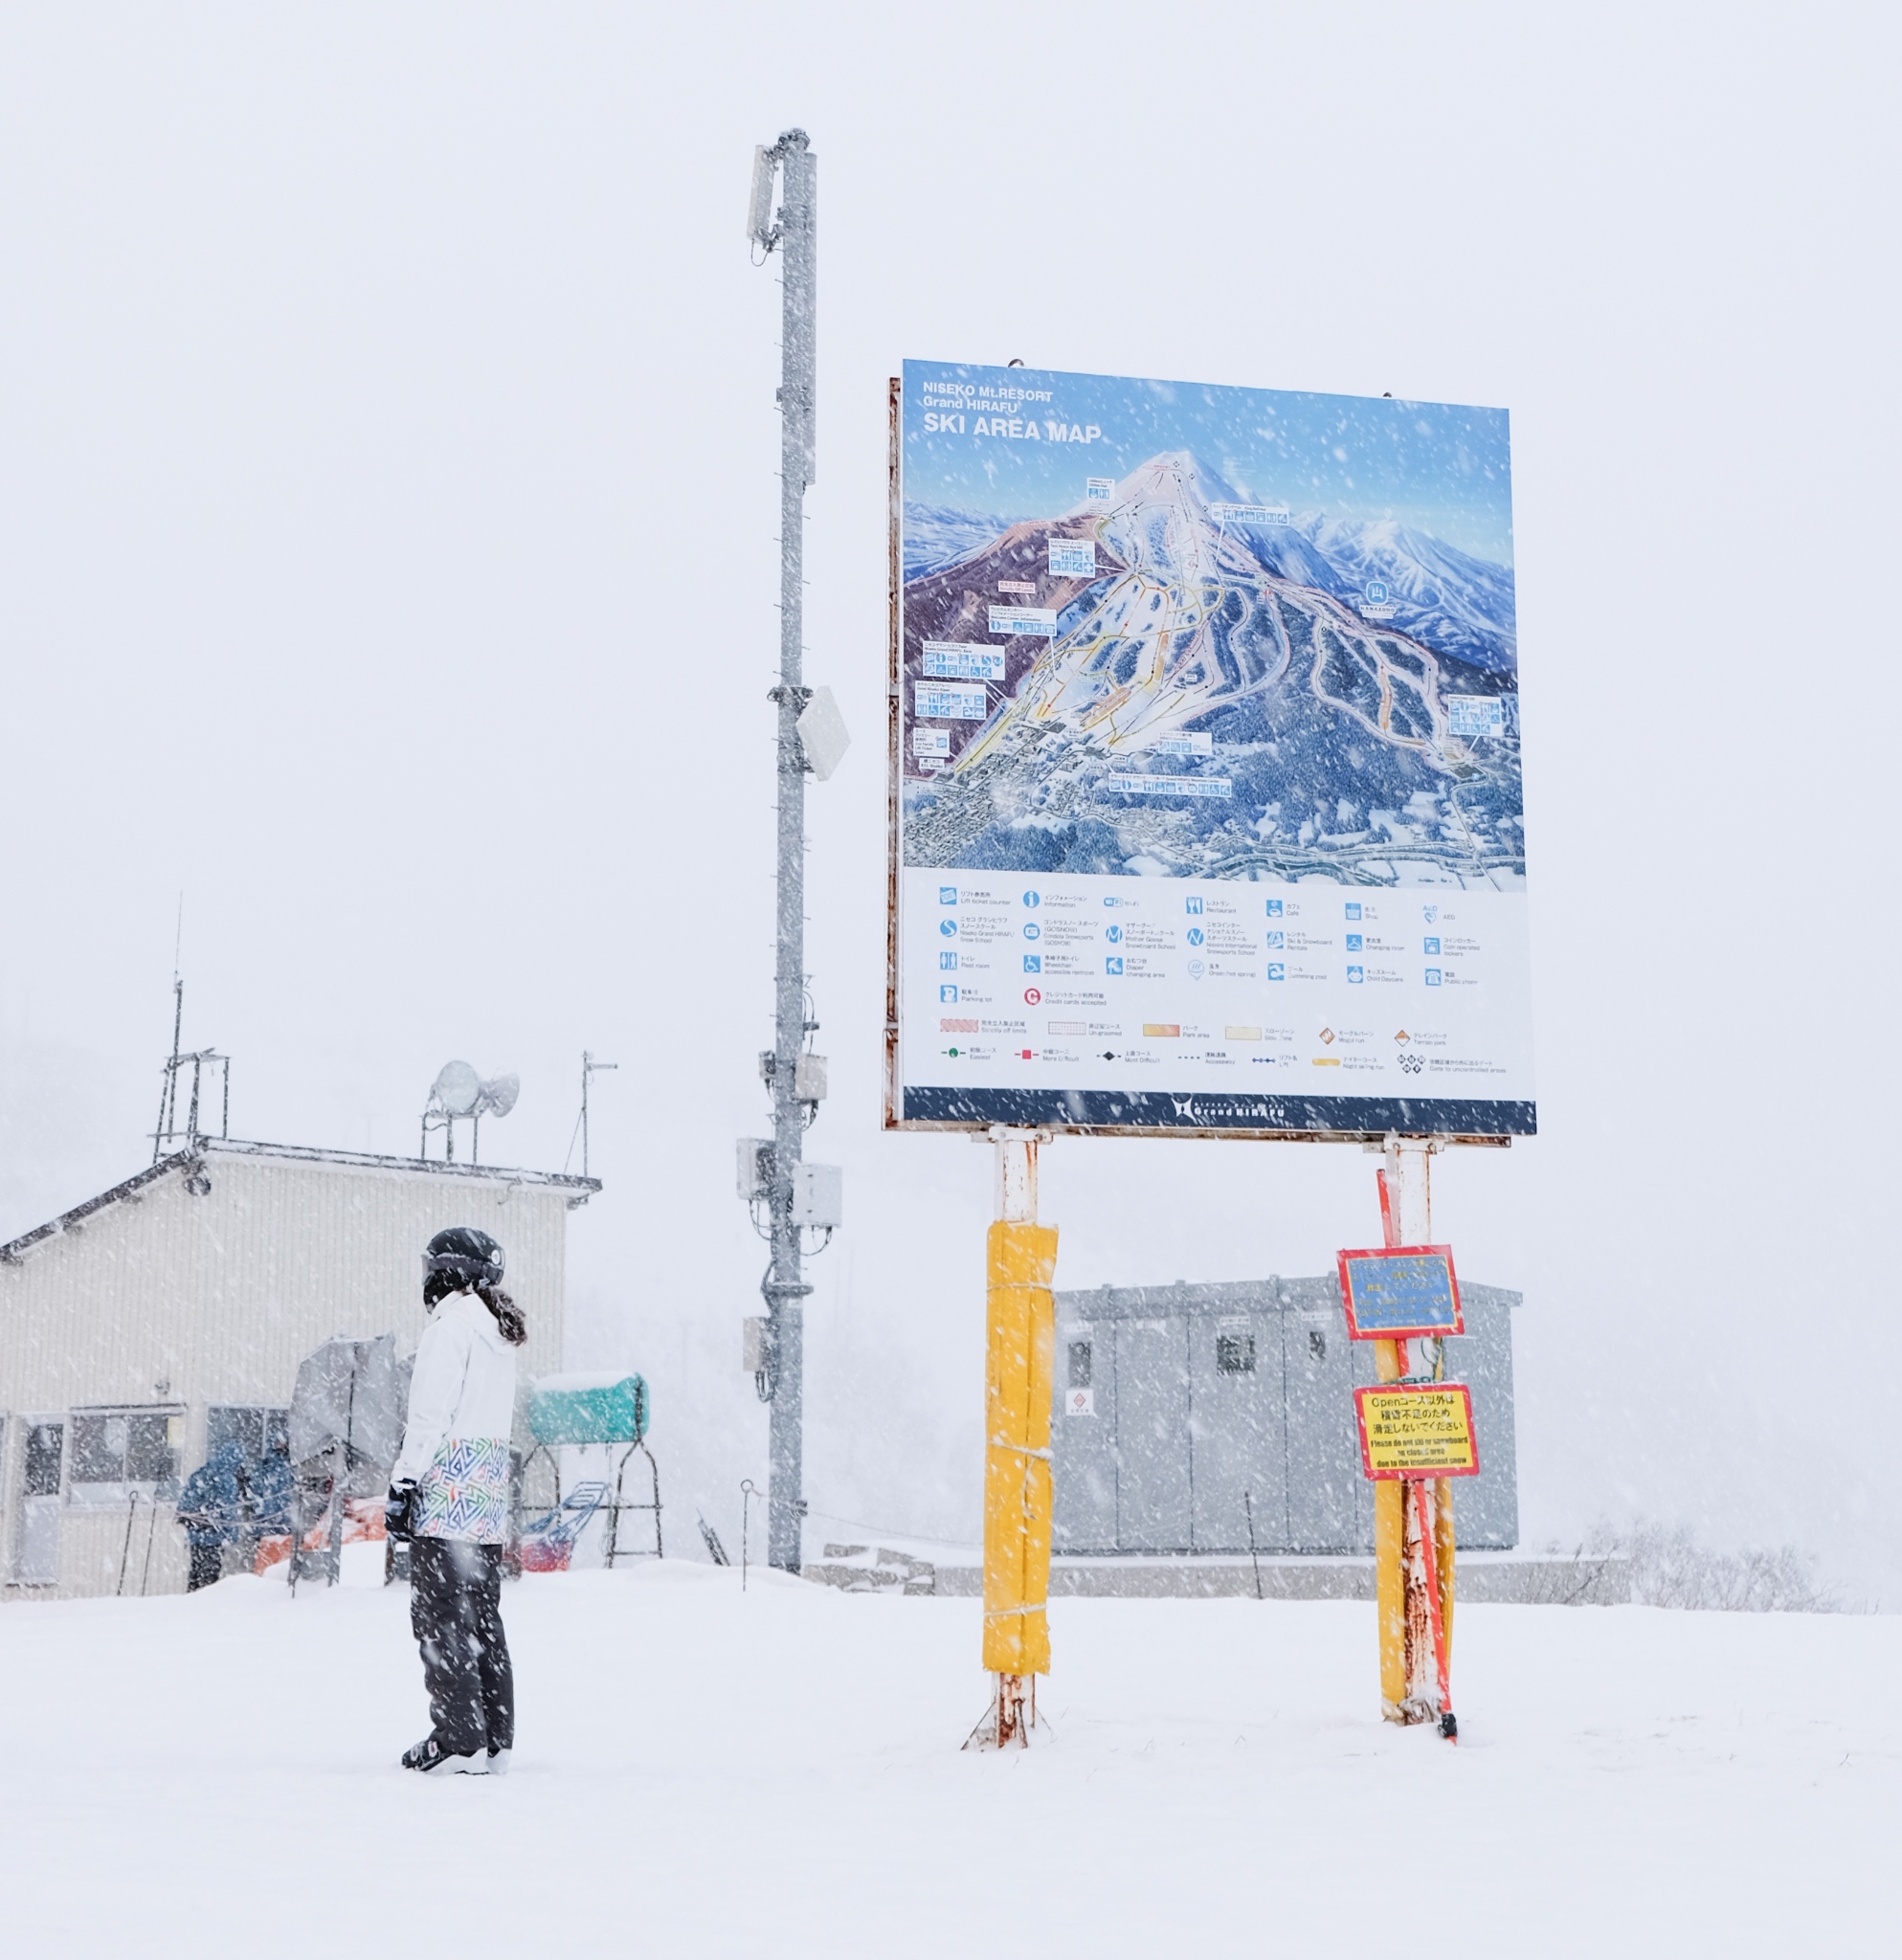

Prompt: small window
[16,1420,62,1584]
[1216,1332,1256,1374]
[1067,1341,1092,1391]
[67,1407,184,1507]
[1309,1328,1328,1363]
[24,1421,63,1499]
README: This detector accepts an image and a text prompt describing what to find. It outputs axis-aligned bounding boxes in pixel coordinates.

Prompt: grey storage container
[1052,1275,1518,1555]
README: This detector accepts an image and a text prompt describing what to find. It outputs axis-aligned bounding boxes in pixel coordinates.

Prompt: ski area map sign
[885,361,1533,1141]
[1353,1384,1481,1480]
[1337,1246,1465,1340]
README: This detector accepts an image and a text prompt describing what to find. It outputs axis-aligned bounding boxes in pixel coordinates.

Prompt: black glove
[384,1481,418,1542]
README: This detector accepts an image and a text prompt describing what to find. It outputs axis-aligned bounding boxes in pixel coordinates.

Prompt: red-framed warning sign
[1353,1382,1480,1481]
[1335,1244,1465,1341]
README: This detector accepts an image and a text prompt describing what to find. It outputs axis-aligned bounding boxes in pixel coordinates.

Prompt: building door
[16,1419,63,1585]
[1189,1311,1287,1552]
[1439,1293,1518,1548]
[1050,1325,1119,1552]
[1283,1311,1365,1551]
[1113,1319,1191,1551]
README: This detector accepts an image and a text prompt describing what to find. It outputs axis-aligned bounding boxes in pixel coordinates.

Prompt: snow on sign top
[1336,1244,1464,1339]
[890,360,1533,1144]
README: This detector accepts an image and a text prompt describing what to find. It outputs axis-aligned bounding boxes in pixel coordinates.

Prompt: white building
[0,1136,597,1602]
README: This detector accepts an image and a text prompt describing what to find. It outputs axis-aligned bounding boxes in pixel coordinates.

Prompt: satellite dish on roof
[476,1074,519,1119]
[431,1060,481,1117]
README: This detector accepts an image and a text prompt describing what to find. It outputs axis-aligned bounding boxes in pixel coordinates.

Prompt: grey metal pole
[759,129,816,1573]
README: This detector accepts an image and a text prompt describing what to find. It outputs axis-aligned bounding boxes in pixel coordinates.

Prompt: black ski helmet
[422,1225,504,1292]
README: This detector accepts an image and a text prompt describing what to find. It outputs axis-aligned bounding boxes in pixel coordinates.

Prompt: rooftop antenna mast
[579,1052,618,1180]
[153,900,186,1157]
[750,128,817,1574]
[151,977,184,1161]
[150,975,231,1162]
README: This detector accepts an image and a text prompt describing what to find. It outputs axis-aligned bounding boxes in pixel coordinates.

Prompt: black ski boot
[401,1735,488,1775]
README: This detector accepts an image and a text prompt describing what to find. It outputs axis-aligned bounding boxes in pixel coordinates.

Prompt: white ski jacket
[392,1290,519,1543]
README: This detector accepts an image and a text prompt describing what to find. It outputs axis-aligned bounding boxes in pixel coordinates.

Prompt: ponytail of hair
[476,1283,527,1348]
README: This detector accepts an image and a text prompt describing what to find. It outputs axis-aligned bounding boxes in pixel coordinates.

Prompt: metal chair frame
[515,1434,662,1565]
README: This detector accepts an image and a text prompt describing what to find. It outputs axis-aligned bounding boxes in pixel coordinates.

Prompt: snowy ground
[3,1556,1895,1957]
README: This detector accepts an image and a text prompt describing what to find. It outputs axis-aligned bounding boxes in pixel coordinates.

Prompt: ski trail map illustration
[889,360,1533,1140]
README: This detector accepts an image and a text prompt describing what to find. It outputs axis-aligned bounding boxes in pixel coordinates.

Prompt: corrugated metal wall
[0,1147,573,1601]
[1052,1276,1519,1556]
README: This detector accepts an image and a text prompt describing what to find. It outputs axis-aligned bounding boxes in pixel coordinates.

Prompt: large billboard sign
[885,361,1533,1141]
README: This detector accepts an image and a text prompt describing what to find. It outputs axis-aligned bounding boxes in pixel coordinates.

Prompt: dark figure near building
[177,1441,246,1591]
[177,1439,295,1589]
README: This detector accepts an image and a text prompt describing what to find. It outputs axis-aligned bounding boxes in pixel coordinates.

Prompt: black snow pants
[410,1538,514,1757]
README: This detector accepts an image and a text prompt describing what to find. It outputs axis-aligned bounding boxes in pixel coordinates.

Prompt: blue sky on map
[904,362,1516,565]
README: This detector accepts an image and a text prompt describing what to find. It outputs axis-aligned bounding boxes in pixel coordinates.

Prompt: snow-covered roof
[0,1136,601,1266]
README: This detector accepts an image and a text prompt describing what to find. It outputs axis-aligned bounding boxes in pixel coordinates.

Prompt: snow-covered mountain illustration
[901,451,1522,888]
[901,502,1013,579]
[1241,512,1515,677]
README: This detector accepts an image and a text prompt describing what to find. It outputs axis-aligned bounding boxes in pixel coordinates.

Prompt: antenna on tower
[151,972,231,1164]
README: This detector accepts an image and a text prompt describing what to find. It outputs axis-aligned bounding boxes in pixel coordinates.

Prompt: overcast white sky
[1,5,1895,1595]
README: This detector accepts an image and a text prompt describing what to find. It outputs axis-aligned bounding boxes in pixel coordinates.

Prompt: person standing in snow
[384,1226,526,1776]
[177,1440,247,1591]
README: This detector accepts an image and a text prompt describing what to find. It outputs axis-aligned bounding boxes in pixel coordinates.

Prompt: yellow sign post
[1356,1376,1476,1740]
[1364,1138,1466,1738]
[970,1127,1057,1748]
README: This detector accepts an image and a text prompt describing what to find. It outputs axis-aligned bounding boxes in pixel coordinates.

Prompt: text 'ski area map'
[891,361,1533,1139]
